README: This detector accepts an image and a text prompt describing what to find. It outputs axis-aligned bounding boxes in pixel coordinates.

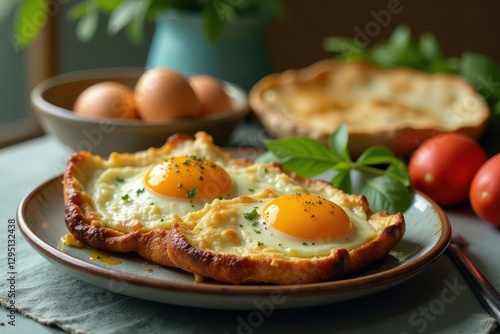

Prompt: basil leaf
[328,124,350,162]
[360,176,413,214]
[386,161,410,187]
[265,137,339,177]
[332,169,352,194]
[356,145,400,166]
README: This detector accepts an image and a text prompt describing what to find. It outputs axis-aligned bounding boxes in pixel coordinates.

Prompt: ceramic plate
[17,175,451,310]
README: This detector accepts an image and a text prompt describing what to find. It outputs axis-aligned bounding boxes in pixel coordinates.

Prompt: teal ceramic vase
[146,10,273,92]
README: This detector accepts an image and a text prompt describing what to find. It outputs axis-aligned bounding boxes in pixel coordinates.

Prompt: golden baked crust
[63,133,195,267]
[250,60,490,157]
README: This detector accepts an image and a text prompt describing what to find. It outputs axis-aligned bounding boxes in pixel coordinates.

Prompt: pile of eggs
[73,67,233,121]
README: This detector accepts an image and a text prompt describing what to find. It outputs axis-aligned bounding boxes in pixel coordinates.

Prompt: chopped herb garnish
[189,154,203,161]
[136,188,145,195]
[121,194,129,201]
[257,241,264,246]
[243,207,260,220]
[150,202,155,205]
[183,159,191,165]
[187,187,197,201]
[248,188,255,192]
[302,242,308,246]
[161,218,165,222]
[254,230,261,234]
[116,177,125,183]
[199,175,204,181]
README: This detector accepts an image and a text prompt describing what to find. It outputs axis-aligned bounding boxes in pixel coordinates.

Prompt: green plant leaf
[265,137,339,177]
[67,2,91,21]
[427,57,460,74]
[418,31,442,62]
[459,52,500,102]
[13,0,49,49]
[328,124,350,162]
[385,160,410,187]
[257,0,286,20]
[97,0,124,14]
[370,25,425,70]
[203,4,224,43]
[323,37,367,62]
[212,0,237,22]
[125,0,151,44]
[107,0,138,35]
[388,24,412,50]
[76,5,99,42]
[360,175,412,213]
[356,146,400,166]
[331,169,352,194]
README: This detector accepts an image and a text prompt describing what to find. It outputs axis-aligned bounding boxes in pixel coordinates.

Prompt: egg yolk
[144,156,233,200]
[262,194,352,240]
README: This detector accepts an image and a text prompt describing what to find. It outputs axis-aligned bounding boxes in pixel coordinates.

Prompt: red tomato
[408,133,487,205]
[470,153,500,227]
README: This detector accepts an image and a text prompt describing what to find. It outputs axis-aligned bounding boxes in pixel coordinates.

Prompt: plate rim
[17,174,452,299]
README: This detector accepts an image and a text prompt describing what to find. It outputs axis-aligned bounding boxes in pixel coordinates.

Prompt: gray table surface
[1,120,499,334]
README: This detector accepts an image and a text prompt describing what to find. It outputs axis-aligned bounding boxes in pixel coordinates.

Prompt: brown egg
[134,68,200,121]
[74,82,139,120]
[189,75,233,116]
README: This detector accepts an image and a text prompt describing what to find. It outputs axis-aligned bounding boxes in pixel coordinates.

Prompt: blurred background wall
[1,0,499,146]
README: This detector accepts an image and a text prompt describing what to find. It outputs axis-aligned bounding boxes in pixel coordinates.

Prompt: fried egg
[179,191,378,259]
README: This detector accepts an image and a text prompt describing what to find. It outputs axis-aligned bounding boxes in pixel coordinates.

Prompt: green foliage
[323,24,500,156]
[3,0,285,49]
[261,124,413,214]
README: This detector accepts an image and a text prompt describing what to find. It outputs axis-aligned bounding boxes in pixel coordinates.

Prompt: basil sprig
[259,124,412,214]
